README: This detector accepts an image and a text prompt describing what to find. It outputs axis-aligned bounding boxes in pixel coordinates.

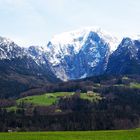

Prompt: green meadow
[0,129,139,140]
[7,92,102,111]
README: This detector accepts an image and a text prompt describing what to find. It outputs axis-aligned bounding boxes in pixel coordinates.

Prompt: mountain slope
[46,27,119,81]
[106,38,140,74]
[1,27,140,98]
[0,37,60,98]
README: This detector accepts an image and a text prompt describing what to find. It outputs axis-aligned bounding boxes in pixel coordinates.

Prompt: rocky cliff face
[0,37,60,97]
[1,27,140,85]
[106,38,140,75]
[46,27,119,81]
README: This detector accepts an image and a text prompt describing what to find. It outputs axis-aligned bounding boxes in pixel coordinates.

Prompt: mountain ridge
[0,27,140,83]
[46,27,120,81]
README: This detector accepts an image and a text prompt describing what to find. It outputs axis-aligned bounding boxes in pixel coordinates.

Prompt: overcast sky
[0,0,140,47]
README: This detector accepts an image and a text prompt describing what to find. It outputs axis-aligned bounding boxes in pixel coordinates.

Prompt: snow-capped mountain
[106,37,140,74]
[1,27,140,97]
[0,36,60,95]
[0,36,47,65]
[0,36,26,60]
[0,36,61,97]
[46,27,119,81]
[0,27,140,84]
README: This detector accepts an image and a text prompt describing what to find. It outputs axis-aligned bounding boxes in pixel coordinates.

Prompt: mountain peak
[0,36,13,46]
[50,27,120,53]
[46,27,119,80]
[120,37,133,47]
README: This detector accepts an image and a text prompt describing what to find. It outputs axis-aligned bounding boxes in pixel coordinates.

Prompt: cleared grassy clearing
[6,92,102,111]
[17,92,74,106]
[130,83,140,89]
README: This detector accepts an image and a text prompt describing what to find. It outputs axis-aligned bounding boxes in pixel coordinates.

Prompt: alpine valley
[0,27,140,131]
[0,27,140,97]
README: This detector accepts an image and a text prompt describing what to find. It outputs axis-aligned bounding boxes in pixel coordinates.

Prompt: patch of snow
[50,27,120,53]
[80,73,87,79]
[88,58,100,68]
[46,27,120,67]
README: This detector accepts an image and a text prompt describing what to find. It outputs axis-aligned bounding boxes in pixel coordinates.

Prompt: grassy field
[7,92,102,111]
[18,92,101,105]
[17,92,74,106]
[7,92,73,111]
[130,83,140,89]
[0,129,139,140]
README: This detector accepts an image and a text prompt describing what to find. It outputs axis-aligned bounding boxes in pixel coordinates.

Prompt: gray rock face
[46,28,118,81]
[0,36,26,60]
[0,37,59,83]
[3,27,140,82]
[106,38,140,75]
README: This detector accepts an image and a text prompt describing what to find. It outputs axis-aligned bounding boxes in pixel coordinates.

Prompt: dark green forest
[0,75,140,131]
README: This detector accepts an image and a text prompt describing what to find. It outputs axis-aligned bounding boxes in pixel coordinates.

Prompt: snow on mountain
[0,36,26,60]
[0,36,51,70]
[0,36,46,65]
[50,27,119,52]
[106,37,140,75]
[27,46,48,65]
[48,27,119,65]
[46,27,119,65]
[1,27,139,82]
[0,36,59,83]
[46,27,120,81]
[0,36,13,46]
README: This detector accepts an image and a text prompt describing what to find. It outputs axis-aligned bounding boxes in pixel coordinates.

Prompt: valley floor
[0,129,139,140]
